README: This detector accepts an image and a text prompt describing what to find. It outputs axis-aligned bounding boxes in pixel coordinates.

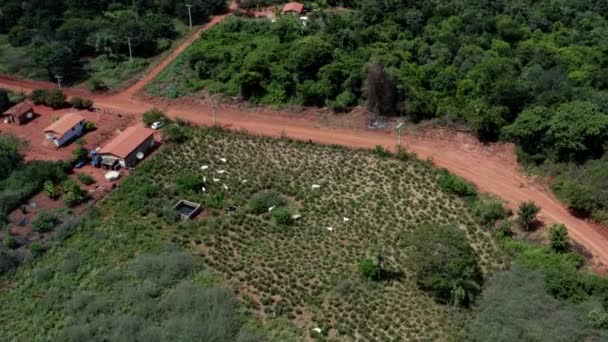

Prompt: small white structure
[292,214,302,220]
[241,179,248,184]
[311,184,321,190]
[268,205,276,212]
[213,178,220,182]
[343,217,350,222]
[219,157,227,163]
[312,327,322,334]
[223,184,228,190]
[200,165,209,170]
[217,170,226,174]
[325,227,334,232]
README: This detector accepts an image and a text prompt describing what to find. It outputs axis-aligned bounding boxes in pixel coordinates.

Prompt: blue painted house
[44,113,86,147]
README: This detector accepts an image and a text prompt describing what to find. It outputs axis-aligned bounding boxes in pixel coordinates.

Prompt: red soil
[2,12,608,272]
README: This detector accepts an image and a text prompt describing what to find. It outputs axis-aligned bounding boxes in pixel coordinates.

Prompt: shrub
[517,201,541,231]
[272,207,294,225]
[0,251,19,275]
[4,236,18,249]
[373,145,391,158]
[29,243,46,258]
[473,198,510,228]
[63,179,87,207]
[142,108,168,126]
[175,173,204,193]
[248,191,287,214]
[78,173,95,186]
[358,258,379,280]
[32,210,62,233]
[439,170,477,198]
[548,224,569,253]
[84,122,96,132]
[162,124,187,143]
[70,97,93,110]
[30,89,47,105]
[70,97,83,109]
[43,180,61,199]
[72,145,89,163]
[44,89,67,109]
[87,78,108,92]
[406,224,483,306]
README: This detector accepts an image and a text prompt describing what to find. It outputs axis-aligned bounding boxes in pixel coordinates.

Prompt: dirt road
[1,14,607,271]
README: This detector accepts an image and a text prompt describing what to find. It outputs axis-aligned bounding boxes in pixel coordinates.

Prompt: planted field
[105,127,506,340]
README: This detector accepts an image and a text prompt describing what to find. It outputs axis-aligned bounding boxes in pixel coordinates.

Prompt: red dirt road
[2,14,608,271]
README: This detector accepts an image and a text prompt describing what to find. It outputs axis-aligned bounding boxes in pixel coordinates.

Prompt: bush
[406,224,483,306]
[517,201,541,231]
[248,191,287,214]
[4,236,18,249]
[548,224,569,253]
[78,173,95,186]
[70,97,93,110]
[84,122,96,132]
[44,89,67,109]
[30,89,47,105]
[358,258,380,280]
[63,179,87,207]
[87,78,108,92]
[32,210,62,233]
[175,173,204,193]
[473,198,510,228]
[29,243,45,258]
[43,180,61,199]
[439,170,477,198]
[272,207,294,225]
[142,108,168,126]
[162,124,188,143]
[72,146,88,163]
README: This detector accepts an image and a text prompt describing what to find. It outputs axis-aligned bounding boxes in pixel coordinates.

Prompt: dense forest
[151,0,608,223]
[0,0,227,88]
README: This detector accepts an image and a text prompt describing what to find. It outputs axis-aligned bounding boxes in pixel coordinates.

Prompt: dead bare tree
[366,63,398,126]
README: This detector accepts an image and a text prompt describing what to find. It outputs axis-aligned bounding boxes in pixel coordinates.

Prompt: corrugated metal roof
[43,113,85,138]
[99,125,154,159]
[282,2,304,13]
[3,100,33,116]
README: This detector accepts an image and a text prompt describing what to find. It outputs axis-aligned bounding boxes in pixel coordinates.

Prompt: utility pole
[126,37,133,63]
[186,4,193,31]
[54,75,63,89]
[395,122,404,147]
[210,96,217,126]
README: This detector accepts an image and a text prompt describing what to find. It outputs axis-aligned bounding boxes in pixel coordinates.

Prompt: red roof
[99,125,154,159]
[4,100,33,116]
[44,113,86,138]
[282,2,304,13]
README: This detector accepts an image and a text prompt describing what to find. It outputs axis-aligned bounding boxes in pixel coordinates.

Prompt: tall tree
[366,63,399,125]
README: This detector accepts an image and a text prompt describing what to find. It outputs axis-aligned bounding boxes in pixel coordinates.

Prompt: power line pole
[54,75,63,89]
[395,122,404,147]
[210,96,217,126]
[126,37,133,63]
[186,4,193,31]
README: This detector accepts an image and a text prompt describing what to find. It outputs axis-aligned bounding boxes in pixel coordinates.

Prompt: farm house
[2,100,35,125]
[99,125,155,169]
[282,2,304,14]
[43,113,86,147]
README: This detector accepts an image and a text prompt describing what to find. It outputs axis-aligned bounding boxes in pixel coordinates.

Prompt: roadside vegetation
[149,0,608,226]
[0,0,227,89]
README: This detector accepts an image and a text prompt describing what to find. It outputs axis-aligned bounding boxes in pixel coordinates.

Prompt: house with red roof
[99,125,155,169]
[282,2,305,14]
[43,113,86,147]
[2,100,35,125]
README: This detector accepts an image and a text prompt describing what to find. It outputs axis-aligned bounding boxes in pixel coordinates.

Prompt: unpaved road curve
[1,14,608,271]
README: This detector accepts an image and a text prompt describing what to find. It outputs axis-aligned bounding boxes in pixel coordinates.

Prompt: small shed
[99,125,155,169]
[173,200,201,220]
[2,100,35,125]
[282,2,304,14]
[43,113,87,147]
